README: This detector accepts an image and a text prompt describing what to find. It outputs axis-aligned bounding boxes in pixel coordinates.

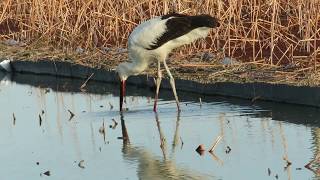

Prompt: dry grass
[0,0,320,85]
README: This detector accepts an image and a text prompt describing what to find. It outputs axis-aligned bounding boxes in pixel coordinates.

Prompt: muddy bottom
[1,72,320,180]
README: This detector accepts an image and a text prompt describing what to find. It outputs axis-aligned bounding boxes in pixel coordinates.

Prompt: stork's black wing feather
[147,16,195,50]
[147,14,219,50]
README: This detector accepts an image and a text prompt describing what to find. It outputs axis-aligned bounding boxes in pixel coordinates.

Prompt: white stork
[116,13,220,112]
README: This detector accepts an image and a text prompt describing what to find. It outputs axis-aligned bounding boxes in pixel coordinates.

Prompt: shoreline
[2,59,320,108]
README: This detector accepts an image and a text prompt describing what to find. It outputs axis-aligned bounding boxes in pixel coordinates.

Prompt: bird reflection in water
[154,112,168,159]
[119,112,214,180]
[120,112,130,145]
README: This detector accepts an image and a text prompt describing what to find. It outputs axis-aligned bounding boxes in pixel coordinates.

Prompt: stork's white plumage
[116,13,220,112]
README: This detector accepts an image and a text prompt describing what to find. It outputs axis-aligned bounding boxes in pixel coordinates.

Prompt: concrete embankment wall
[3,60,320,108]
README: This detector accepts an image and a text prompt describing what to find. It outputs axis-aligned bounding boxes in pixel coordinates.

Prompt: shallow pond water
[1,72,320,180]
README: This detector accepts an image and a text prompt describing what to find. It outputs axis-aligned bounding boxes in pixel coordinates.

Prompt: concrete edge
[6,59,320,108]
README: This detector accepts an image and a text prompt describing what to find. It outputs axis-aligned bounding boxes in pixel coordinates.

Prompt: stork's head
[116,62,131,81]
[116,62,130,112]
[116,60,149,111]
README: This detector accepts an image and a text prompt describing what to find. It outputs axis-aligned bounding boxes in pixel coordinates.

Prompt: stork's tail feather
[191,14,220,28]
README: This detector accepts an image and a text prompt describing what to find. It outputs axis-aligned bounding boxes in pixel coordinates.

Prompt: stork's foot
[176,102,181,112]
[153,100,158,112]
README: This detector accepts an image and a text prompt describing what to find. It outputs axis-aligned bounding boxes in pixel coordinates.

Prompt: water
[1,72,320,180]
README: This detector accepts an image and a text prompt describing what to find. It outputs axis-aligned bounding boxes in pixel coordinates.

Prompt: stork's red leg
[153,60,162,112]
[120,80,126,111]
[163,59,180,112]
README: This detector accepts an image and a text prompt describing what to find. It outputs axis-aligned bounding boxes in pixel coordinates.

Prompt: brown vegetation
[0,0,320,85]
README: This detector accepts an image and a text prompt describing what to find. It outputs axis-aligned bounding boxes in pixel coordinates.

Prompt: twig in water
[68,109,75,121]
[99,120,106,144]
[109,102,114,110]
[209,151,224,165]
[109,118,118,129]
[78,160,85,169]
[283,156,292,170]
[208,135,223,153]
[225,146,231,154]
[39,114,42,126]
[43,170,50,176]
[13,113,16,125]
[195,144,206,156]
[251,96,261,104]
[80,73,94,89]
[180,136,184,149]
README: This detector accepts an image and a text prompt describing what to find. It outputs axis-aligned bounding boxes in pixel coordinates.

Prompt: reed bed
[0,0,319,70]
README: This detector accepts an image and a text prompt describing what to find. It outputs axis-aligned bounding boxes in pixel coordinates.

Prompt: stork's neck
[116,59,149,81]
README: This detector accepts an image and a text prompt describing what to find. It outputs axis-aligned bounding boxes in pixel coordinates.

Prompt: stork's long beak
[120,80,126,111]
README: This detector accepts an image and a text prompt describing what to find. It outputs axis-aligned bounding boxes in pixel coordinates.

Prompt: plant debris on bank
[0,43,319,87]
[0,1,319,86]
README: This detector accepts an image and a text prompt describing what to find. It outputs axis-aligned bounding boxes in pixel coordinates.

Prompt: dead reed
[0,0,319,68]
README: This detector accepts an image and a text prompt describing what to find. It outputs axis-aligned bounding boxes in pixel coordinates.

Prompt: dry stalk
[80,72,94,89]
[0,0,319,71]
[208,135,223,153]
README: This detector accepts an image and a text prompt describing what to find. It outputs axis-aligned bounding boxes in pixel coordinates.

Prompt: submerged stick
[208,135,223,153]
[67,109,75,121]
[251,96,261,104]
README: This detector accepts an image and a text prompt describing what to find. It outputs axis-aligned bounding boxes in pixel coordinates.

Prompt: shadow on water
[6,71,320,126]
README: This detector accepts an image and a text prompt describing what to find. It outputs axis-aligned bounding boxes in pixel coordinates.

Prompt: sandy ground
[1,43,320,87]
